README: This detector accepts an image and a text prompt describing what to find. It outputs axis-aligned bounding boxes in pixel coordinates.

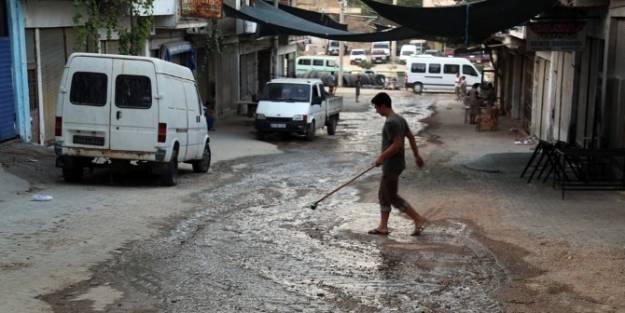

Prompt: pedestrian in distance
[369,92,427,237]
[355,74,362,103]
[327,72,337,96]
[454,73,462,101]
[467,83,481,124]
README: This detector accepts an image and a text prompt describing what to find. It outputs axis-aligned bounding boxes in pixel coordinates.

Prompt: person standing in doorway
[355,75,362,103]
[369,92,427,236]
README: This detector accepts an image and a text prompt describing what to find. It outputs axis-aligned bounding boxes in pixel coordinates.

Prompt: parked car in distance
[406,55,482,94]
[255,78,343,140]
[296,56,339,76]
[371,49,389,64]
[399,44,418,64]
[371,41,391,57]
[327,40,340,55]
[423,49,443,56]
[55,53,211,186]
[409,39,426,54]
[326,40,347,56]
[349,49,367,64]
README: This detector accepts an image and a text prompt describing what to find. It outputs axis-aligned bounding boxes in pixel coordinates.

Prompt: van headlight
[256,114,266,120]
[292,114,307,122]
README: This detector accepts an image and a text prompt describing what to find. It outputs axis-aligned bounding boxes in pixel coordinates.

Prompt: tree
[73,0,155,56]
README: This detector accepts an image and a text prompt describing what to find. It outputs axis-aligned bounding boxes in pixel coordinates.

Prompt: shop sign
[180,0,223,18]
[527,21,586,51]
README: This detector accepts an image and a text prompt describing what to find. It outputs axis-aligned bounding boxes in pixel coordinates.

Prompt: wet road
[58,93,508,312]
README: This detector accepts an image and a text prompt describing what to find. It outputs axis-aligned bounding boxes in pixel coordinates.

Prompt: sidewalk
[0,120,281,313]
[380,97,625,312]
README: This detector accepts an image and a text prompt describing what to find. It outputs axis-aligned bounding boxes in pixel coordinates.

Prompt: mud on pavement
[39,93,590,313]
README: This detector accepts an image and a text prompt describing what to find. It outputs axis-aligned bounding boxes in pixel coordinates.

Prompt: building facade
[496,0,625,151]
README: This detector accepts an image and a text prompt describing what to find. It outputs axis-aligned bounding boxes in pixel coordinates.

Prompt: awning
[160,41,196,70]
[360,0,559,42]
[224,1,430,42]
[269,1,347,31]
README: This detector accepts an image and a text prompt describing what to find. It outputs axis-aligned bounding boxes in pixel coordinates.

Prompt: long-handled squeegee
[310,165,377,210]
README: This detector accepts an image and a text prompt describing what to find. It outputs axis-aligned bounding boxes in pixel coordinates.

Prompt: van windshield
[262,83,311,102]
[373,43,388,49]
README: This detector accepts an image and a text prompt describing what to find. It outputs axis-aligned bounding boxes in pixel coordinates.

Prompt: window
[70,72,108,106]
[312,85,320,101]
[313,59,324,66]
[115,75,152,109]
[463,65,479,76]
[262,83,311,102]
[326,60,337,67]
[429,64,441,74]
[411,63,426,73]
[444,64,460,75]
[298,58,311,66]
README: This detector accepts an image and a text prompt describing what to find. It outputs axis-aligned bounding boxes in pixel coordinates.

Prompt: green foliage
[73,0,154,56]
[358,60,374,70]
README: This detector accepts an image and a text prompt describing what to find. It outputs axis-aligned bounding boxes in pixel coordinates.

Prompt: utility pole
[390,0,398,63]
[338,0,346,87]
[274,0,281,78]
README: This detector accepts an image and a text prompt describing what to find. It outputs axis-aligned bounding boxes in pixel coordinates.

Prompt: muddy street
[40,93,513,313]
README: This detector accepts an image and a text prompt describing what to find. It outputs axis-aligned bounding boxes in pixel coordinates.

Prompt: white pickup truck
[255,78,343,140]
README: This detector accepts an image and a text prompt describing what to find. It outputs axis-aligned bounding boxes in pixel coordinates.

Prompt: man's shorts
[378,171,410,213]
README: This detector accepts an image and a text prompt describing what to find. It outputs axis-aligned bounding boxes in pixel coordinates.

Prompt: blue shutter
[0,38,16,141]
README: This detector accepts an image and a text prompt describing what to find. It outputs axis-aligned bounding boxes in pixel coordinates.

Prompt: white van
[371,42,390,57]
[296,56,339,76]
[406,56,482,94]
[54,53,211,186]
[399,44,418,64]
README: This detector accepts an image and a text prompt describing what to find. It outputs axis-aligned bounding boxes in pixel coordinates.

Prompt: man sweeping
[369,92,427,236]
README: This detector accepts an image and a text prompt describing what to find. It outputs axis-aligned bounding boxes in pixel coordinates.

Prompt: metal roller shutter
[0,37,16,141]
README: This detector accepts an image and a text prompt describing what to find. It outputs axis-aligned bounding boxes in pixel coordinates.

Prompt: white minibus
[406,56,482,94]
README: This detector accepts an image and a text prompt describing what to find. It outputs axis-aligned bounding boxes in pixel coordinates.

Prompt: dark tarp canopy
[224,0,429,42]
[360,0,560,42]
[268,1,347,31]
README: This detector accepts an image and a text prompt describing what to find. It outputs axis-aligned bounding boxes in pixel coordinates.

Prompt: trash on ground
[32,194,53,201]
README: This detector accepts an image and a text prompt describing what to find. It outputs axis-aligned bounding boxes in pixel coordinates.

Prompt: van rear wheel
[192,143,211,173]
[161,149,178,186]
[62,157,83,183]
[413,83,424,95]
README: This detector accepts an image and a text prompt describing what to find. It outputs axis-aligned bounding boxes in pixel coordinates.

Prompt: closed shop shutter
[39,28,67,143]
[0,37,16,141]
[522,54,534,132]
[239,52,257,101]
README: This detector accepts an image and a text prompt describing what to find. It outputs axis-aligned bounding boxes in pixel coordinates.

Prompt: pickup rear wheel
[327,116,337,135]
[305,121,316,141]
[192,142,211,173]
